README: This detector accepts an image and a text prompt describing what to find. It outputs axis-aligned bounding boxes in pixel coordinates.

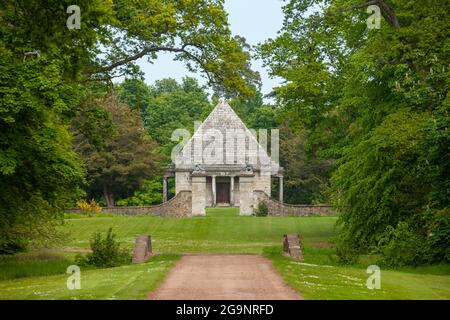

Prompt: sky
[134,0,285,98]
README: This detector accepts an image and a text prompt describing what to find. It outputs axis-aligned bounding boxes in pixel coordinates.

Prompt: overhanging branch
[328,0,378,15]
[94,43,215,85]
[328,0,400,28]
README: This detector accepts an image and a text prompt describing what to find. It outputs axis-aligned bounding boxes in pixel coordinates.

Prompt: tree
[1,0,257,251]
[141,77,213,156]
[88,0,260,96]
[259,0,450,264]
[72,95,163,207]
[115,79,153,123]
[0,0,108,251]
[279,123,333,204]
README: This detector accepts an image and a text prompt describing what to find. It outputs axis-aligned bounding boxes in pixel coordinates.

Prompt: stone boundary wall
[254,190,336,216]
[66,191,192,217]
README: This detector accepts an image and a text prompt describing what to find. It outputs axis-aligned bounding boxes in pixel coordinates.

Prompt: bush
[76,228,131,267]
[76,199,102,213]
[335,239,360,264]
[0,238,28,255]
[376,222,425,267]
[254,201,268,217]
[422,208,450,264]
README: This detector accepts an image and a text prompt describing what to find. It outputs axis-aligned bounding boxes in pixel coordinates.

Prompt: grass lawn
[264,247,450,300]
[61,208,336,254]
[0,207,449,300]
[0,254,179,300]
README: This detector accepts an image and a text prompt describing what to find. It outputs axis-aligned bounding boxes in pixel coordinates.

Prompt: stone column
[239,176,253,215]
[191,176,206,216]
[279,176,284,203]
[212,175,216,207]
[230,176,234,206]
[163,177,168,202]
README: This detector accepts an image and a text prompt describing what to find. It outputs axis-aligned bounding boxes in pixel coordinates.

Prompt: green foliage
[141,77,213,155]
[93,0,259,96]
[259,0,450,265]
[0,238,28,255]
[254,201,268,217]
[332,111,427,249]
[116,178,166,206]
[279,124,333,204]
[376,222,425,267]
[1,0,257,252]
[76,228,131,268]
[72,95,163,207]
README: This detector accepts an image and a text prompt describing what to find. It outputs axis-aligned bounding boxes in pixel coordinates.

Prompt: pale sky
[134,0,285,98]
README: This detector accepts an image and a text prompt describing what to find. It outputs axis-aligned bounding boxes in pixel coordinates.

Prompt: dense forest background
[0,0,448,266]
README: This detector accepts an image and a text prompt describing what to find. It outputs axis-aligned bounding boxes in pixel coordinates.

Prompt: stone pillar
[230,176,234,206]
[163,177,168,202]
[191,176,206,216]
[132,235,152,263]
[212,175,216,207]
[239,176,254,215]
[279,176,283,203]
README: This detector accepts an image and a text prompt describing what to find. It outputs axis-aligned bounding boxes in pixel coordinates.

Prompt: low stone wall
[254,190,336,216]
[66,191,192,217]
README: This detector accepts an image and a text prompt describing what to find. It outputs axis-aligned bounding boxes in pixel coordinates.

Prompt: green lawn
[0,254,179,300]
[61,208,336,254]
[264,247,450,300]
[0,208,449,300]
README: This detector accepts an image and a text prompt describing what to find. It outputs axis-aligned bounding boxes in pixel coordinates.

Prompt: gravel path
[148,255,302,300]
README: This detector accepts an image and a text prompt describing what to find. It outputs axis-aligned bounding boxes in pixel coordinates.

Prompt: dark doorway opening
[216,182,230,204]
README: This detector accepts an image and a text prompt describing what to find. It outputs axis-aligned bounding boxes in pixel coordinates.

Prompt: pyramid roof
[173,101,280,174]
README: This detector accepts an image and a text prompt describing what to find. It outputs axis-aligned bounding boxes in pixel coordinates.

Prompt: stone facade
[254,190,336,216]
[164,101,284,216]
[191,176,206,216]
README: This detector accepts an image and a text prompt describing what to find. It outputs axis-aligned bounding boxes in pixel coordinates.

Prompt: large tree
[121,77,213,156]
[72,95,162,207]
[259,0,449,265]
[1,0,257,250]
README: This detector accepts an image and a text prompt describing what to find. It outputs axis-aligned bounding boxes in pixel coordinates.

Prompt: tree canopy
[259,0,449,265]
[0,0,258,251]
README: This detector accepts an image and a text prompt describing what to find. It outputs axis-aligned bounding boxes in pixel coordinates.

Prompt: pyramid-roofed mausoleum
[164,101,284,215]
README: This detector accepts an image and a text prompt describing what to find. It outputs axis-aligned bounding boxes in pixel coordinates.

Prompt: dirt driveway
[148,255,302,300]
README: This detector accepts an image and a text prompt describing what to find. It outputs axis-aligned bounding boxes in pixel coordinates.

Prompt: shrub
[335,239,360,264]
[76,228,131,267]
[254,201,268,217]
[376,222,425,267]
[76,199,102,213]
[0,237,28,255]
[422,208,450,264]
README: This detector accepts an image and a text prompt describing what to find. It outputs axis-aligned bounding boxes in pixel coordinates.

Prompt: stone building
[163,101,284,216]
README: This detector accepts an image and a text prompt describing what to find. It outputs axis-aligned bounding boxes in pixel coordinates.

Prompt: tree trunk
[103,186,115,208]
